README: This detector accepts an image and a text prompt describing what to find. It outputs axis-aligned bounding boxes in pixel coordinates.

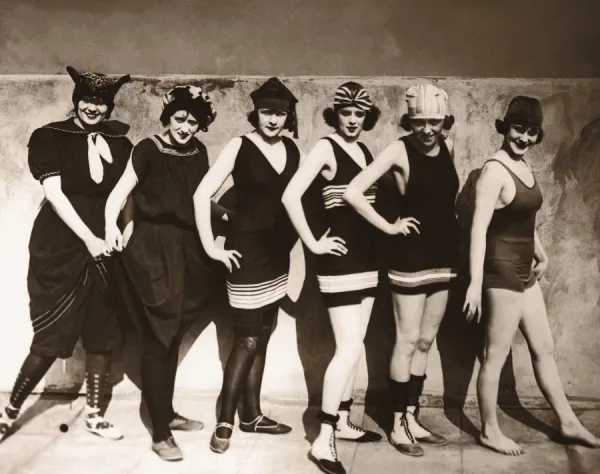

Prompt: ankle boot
[336,399,381,443]
[308,411,346,474]
[406,374,447,445]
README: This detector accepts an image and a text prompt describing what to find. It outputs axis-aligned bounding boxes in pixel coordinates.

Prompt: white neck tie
[87,133,113,183]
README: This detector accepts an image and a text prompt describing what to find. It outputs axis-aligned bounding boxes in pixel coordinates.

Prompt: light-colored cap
[405,84,449,119]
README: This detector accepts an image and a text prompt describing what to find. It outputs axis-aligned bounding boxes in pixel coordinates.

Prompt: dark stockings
[141,329,186,443]
[7,353,56,417]
[85,352,112,415]
[216,307,277,438]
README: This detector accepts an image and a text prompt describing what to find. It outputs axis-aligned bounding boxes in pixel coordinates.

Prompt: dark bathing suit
[483,159,543,292]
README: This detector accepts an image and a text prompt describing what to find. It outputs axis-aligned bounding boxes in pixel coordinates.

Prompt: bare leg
[341,297,374,401]
[389,293,426,451]
[311,303,369,462]
[478,288,525,456]
[390,294,427,383]
[410,290,449,376]
[520,282,600,448]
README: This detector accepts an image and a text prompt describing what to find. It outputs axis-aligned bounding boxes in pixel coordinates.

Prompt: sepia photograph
[0,0,599,472]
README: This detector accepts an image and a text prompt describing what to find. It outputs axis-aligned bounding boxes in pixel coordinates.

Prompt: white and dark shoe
[85,413,123,440]
[309,411,346,474]
[336,409,382,443]
[309,430,346,474]
[390,412,424,457]
[405,409,447,446]
[0,406,18,438]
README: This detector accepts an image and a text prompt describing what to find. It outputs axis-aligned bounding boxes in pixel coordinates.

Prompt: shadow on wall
[8,96,600,442]
[436,166,556,440]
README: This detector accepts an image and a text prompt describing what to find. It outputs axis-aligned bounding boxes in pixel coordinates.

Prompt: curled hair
[495,119,544,143]
[246,109,296,133]
[399,114,454,131]
[322,106,381,132]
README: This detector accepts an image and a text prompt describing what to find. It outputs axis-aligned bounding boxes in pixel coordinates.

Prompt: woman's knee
[334,340,364,364]
[529,335,555,361]
[482,342,512,366]
[394,330,420,356]
[416,334,436,353]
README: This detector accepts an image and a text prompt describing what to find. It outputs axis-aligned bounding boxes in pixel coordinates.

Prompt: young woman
[345,84,458,457]
[0,66,131,441]
[463,96,600,455]
[194,77,300,454]
[282,82,382,474]
[104,85,231,461]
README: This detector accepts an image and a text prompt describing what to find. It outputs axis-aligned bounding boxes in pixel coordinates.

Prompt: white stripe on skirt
[388,268,456,288]
[317,271,378,293]
[227,274,288,309]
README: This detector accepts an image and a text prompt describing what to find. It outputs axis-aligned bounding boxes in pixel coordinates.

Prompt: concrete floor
[0,394,599,474]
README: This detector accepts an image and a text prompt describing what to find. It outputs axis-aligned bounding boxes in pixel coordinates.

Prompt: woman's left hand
[122,221,134,248]
[533,258,548,280]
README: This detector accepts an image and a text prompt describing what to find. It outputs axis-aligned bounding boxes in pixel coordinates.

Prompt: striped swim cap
[405,84,448,119]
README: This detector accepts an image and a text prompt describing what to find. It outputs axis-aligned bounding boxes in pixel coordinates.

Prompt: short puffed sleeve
[27,127,61,183]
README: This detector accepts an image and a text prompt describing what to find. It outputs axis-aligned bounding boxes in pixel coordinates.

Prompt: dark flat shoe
[210,422,233,454]
[239,414,292,435]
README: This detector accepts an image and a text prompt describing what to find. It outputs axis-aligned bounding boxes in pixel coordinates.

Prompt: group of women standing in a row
[0,67,598,474]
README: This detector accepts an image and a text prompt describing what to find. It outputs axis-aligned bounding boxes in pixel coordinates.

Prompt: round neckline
[404,135,442,158]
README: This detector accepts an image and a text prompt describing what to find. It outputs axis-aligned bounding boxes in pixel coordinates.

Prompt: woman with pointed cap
[345,84,458,457]
[282,81,382,474]
[104,85,232,461]
[463,96,600,455]
[0,66,132,441]
[194,77,300,453]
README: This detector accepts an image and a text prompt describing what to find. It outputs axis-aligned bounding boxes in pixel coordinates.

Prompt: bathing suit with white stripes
[314,137,379,308]
[225,135,300,318]
[387,136,459,295]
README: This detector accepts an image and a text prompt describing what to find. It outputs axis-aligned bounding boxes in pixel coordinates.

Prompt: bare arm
[282,140,334,252]
[533,229,548,263]
[105,158,138,251]
[468,162,505,286]
[193,137,241,261]
[345,141,416,235]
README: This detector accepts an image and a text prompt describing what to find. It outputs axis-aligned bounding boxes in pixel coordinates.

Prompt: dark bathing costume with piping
[313,137,379,308]
[483,159,543,292]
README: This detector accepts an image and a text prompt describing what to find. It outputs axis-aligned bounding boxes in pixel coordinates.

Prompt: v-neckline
[327,135,367,170]
[245,134,289,176]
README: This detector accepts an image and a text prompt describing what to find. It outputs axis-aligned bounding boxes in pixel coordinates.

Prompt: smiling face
[337,106,366,140]
[409,117,444,148]
[256,108,288,138]
[76,97,109,126]
[168,110,199,145]
[504,123,540,157]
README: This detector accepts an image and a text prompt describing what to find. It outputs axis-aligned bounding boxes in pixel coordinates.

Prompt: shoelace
[400,414,416,443]
[346,419,365,433]
[328,431,340,461]
[173,413,188,423]
[165,437,177,448]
